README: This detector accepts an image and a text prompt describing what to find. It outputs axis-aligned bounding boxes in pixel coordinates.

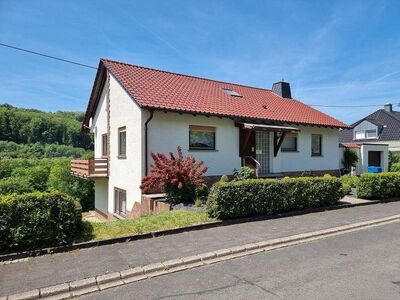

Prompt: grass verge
[80,210,214,241]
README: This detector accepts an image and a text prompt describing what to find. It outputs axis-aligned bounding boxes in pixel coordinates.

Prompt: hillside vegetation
[0,103,94,210]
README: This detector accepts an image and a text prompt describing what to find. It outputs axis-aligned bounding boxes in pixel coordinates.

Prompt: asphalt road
[82,221,400,300]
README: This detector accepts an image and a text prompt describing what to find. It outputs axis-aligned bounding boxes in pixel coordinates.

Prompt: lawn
[81,210,215,241]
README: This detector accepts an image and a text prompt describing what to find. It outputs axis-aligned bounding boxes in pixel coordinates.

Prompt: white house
[72,58,349,219]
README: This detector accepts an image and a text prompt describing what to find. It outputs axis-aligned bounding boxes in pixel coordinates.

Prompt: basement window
[222,88,242,97]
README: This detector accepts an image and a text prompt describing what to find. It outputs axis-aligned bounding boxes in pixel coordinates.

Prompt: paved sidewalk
[1,202,400,296]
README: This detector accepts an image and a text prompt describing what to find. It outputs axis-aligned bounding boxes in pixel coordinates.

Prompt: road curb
[0,199,384,263]
[3,213,400,300]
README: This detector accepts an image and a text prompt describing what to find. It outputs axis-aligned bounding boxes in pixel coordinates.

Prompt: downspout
[144,110,154,175]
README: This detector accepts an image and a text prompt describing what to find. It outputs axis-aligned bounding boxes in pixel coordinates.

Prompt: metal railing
[242,156,261,178]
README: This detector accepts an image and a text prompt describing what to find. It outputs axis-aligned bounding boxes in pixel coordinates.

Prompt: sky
[0,0,400,124]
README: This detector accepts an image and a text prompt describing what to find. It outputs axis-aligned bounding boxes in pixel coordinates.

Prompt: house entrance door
[255,131,270,175]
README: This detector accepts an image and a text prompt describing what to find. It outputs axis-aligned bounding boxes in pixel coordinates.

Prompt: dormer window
[222,88,242,97]
[355,129,377,140]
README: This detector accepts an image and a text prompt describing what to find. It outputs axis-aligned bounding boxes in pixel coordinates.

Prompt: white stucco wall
[107,74,144,213]
[94,179,109,214]
[147,112,241,176]
[271,126,340,173]
[91,82,108,158]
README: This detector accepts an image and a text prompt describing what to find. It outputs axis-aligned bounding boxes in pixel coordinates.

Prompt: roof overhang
[235,122,300,133]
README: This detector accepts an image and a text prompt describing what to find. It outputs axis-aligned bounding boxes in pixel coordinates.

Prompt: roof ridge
[100,58,275,93]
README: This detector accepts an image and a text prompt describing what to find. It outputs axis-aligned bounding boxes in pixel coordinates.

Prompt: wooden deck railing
[71,159,108,179]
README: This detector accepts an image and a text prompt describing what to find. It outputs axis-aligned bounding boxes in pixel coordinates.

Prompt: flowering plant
[140,146,208,203]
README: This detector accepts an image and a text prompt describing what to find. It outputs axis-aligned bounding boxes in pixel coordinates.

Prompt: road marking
[3,214,400,299]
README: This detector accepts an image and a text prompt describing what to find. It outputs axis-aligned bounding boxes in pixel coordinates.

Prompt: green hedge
[357,172,400,199]
[0,192,82,252]
[390,163,400,172]
[206,177,344,220]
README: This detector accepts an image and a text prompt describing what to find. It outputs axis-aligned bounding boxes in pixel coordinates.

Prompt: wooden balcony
[71,159,108,179]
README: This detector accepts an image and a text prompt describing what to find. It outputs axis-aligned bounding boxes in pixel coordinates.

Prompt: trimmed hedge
[390,163,400,172]
[0,192,82,252]
[206,177,344,220]
[357,172,400,199]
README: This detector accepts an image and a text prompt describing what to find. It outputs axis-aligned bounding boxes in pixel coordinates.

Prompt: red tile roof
[340,143,361,148]
[94,59,348,128]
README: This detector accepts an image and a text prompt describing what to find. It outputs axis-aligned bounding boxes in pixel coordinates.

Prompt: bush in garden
[140,146,208,204]
[357,172,400,199]
[340,174,360,195]
[0,176,33,195]
[0,191,82,252]
[206,177,344,220]
[233,166,256,181]
[219,175,230,183]
[341,148,359,169]
[389,151,400,171]
[390,163,400,172]
[48,159,94,211]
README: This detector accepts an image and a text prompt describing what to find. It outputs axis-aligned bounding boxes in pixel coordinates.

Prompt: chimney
[384,103,393,112]
[272,81,292,98]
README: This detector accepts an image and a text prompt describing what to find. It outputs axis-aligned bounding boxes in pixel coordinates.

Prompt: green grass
[80,210,215,241]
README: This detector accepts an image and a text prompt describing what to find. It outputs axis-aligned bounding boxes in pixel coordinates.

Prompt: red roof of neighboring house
[340,143,361,148]
[84,59,349,128]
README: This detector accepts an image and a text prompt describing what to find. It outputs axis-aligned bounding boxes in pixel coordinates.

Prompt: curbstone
[97,272,124,290]
[162,258,184,269]
[214,248,232,257]
[244,243,259,251]
[69,277,98,297]
[198,252,216,261]
[181,255,201,264]
[120,267,144,280]
[40,283,69,298]
[8,289,39,300]
[229,245,247,254]
[143,262,165,273]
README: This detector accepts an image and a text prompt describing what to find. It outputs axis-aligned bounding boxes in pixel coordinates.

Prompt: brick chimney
[272,81,292,99]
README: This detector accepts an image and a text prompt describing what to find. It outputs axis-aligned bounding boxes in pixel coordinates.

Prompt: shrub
[196,184,209,198]
[341,148,359,169]
[233,166,256,181]
[48,159,94,211]
[219,175,230,183]
[340,174,360,195]
[140,146,208,204]
[0,176,33,195]
[389,151,400,170]
[390,163,400,172]
[357,172,400,199]
[206,177,343,220]
[0,192,82,252]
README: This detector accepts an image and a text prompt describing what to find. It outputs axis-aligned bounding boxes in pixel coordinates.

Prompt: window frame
[114,188,127,216]
[189,125,216,151]
[281,133,298,152]
[101,133,108,157]
[118,126,126,159]
[365,129,377,139]
[311,134,322,157]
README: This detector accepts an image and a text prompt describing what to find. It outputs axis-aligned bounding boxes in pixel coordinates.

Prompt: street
[83,220,400,299]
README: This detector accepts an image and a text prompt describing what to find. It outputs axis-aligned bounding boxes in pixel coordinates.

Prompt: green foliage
[196,183,209,198]
[233,166,256,181]
[357,172,400,199]
[0,141,92,159]
[206,177,343,220]
[0,176,33,195]
[0,192,82,252]
[0,104,92,149]
[48,159,94,211]
[390,163,400,172]
[194,198,203,207]
[219,175,230,183]
[341,148,359,169]
[340,174,360,195]
[389,151,400,171]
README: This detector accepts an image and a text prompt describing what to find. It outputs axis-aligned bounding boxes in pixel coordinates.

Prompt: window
[281,133,298,152]
[114,188,126,215]
[102,134,108,157]
[366,129,377,139]
[189,125,216,150]
[311,134,322,156]
[118,127,126,158]
[222,88,242,97]
[355,129,378,140]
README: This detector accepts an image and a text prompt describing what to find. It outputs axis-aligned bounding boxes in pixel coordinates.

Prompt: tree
[342,148,359,169]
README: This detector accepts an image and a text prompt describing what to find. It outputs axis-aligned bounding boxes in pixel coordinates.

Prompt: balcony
[71,159,108,179]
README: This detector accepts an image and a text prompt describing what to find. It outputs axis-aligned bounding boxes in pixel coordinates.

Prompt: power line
[0,42,97,69]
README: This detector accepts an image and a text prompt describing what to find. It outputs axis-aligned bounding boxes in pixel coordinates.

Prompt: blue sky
[0,0,399,124]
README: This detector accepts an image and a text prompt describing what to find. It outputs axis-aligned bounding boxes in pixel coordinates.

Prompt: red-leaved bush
[140,146,208,203]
